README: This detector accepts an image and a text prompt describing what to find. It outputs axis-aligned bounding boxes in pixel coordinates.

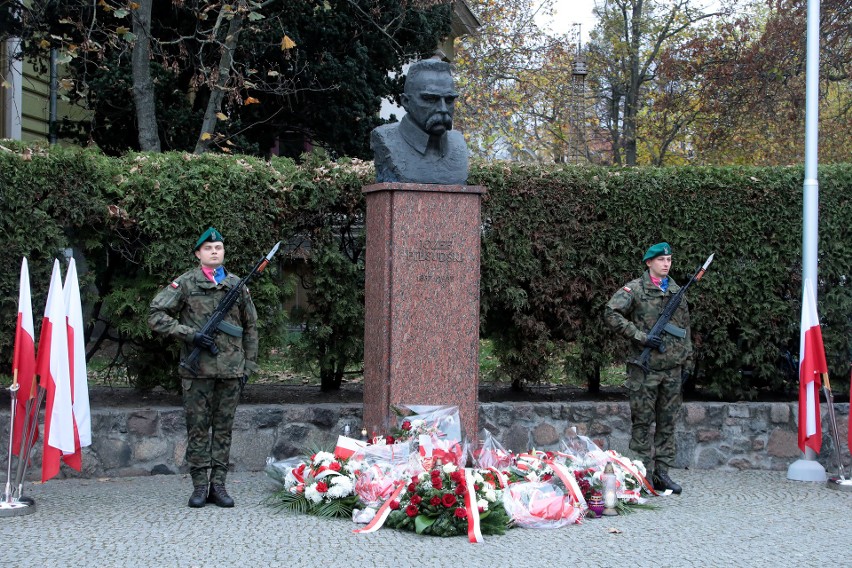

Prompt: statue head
[401,59,458,138]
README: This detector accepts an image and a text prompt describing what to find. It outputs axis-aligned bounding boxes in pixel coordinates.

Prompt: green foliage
[284,154,372,391]
[472,160,852,399]
[3,142,851,399]
[0,142,113,359]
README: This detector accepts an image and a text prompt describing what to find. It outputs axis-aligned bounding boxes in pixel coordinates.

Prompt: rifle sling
[217,320,243,338]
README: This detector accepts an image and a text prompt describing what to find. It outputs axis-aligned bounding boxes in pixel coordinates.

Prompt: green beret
[643,242,672,262]
[194,227,224,250]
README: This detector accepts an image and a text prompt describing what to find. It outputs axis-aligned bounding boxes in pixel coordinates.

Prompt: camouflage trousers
[182,377,241,486]
[625,365,682,475]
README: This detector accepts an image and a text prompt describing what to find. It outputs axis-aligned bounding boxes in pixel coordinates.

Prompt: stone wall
[1,401,849,480]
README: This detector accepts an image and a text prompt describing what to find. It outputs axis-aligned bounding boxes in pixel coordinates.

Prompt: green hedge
[472,162,852,399]
[1,143,850,399]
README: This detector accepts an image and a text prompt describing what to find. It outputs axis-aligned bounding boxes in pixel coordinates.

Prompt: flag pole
[821,372,852,491]
[3,380,20,503]
[786,0,826,483]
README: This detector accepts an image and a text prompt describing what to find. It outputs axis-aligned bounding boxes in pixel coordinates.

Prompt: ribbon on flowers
[546,460,588,511]
[487,467,509,489]
[605,451,658,496]
[463,468,483,543]
[353,481,406,534]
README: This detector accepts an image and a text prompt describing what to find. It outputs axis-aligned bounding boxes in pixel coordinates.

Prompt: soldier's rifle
[632,253,714,373]
[180,241,281,376]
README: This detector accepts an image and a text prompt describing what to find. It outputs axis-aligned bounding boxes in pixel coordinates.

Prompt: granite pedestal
[362,183,485,444]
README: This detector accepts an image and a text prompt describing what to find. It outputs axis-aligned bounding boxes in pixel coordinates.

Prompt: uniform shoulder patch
[170,281,179,289]
[622,286,632,293]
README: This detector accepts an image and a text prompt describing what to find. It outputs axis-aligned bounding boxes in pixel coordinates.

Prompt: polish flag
[39,260,75,482]
[11,258,37,456]
[62,257,91,470]
[334,435,367,459]
[798,279,826,454]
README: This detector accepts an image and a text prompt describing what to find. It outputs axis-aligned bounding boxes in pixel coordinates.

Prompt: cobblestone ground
[2,469,851,568]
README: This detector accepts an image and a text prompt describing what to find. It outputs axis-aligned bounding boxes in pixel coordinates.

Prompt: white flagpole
[787,0,826,483]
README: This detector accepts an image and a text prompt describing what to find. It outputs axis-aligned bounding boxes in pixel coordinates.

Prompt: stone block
[727,404,751,419]
[696,447,725,469]
[503,423,531,454]
[766,428,799,458]
[132,437,170,462]
[93,437,132,469]
[769,402,791,424]
[127,411,159,436]
[533,423,559,446]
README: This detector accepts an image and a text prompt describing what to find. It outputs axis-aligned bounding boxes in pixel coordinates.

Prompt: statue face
[401,69,458,137]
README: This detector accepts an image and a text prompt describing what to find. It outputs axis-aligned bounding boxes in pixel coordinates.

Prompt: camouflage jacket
[604,270,692,371]
[148,267,259,379]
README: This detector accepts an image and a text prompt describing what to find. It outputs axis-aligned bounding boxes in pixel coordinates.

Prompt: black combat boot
[188,484,208,508]
[652,469,683,494]
[207,483,235,508]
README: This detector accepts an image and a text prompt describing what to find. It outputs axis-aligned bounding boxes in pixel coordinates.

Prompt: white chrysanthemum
[442,463,458,474]
[312,451,336,466]
[484,489,497,502]
[328,477,353,498]
[477,498,489,511]
[345,459,366,474]
[304,484,323,504]
[411,419,424,430]
[284,471,298,489]
[473,472,484,484]
[418,472,429,482]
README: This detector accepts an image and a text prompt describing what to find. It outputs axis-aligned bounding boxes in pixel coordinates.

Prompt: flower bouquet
[556,431,657,510]
[502,482,583,529]
[383,462,510,538]
[471,429,513,470]
[266,450,360,518]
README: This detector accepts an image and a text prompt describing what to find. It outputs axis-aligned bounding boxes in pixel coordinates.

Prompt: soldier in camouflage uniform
[604,242,691,495]
[148,227,258,508]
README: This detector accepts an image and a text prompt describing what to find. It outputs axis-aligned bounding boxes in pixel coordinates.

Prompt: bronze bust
[371,59,469,184]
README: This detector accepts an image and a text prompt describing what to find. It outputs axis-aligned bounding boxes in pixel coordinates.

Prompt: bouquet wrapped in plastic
[472,429,513,470]
[556,428,654,504]
[502,482,583,529]
[394,405,467,467]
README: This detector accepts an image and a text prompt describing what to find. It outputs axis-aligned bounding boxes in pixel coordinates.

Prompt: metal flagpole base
[786,457,827,481]
[827,476,852,492]
[0,499,36,517]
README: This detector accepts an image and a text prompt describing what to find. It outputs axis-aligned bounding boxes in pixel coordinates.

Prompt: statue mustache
[426,113,453,130]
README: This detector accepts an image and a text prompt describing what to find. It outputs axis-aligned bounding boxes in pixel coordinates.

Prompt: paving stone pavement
[2,469,851,568]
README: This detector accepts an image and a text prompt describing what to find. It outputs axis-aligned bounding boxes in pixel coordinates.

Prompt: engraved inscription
[402,238,465,263]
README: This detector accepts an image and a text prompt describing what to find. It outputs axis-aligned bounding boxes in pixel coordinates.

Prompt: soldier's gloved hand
[192,332,215,350]
[643,334,662,349]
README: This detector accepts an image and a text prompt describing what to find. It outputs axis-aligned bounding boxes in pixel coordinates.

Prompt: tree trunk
[623,0,644,166]
[194,2,246,154]
[131,0,161,152]
[320,366,344,392]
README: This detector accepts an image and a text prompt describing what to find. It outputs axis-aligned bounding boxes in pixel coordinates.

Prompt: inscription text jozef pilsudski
[362,58,483,445]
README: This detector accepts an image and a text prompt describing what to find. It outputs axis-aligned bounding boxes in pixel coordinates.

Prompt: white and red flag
[798,279,826,454]
[62,257,91,470]
[38,260,75,482]
[11,257,37,456]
